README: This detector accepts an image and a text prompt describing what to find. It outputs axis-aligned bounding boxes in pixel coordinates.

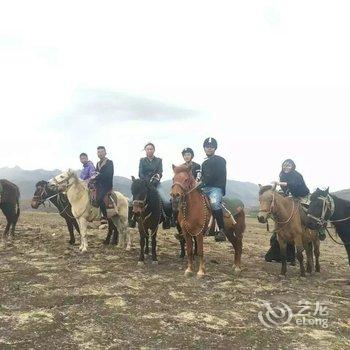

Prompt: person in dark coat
[278,159,310,198]
[94,146,114,224]
[181,147,201,179]
[138,142,171,228]
[199,137,227,242]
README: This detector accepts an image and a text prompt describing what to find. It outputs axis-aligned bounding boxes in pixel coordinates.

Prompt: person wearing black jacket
[278,159,309,197]
[138,142,171,228]
[199,137,227,242]
[95,146,114,224]
[181,147,201,179]
[274,159,325,241]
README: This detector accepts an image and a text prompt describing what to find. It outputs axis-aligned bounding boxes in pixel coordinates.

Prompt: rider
[138,142,171,229]
[94,146,114,225]
[274,159,326,240]
[199,137,227,242]
[79,152,95,181]
[181,147,201,179]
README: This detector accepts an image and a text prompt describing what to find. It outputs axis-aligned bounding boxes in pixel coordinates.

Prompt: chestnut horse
[258,185,320,277]
[171,164,245,277]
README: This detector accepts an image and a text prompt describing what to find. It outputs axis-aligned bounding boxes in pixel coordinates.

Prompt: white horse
[50,169,130,252]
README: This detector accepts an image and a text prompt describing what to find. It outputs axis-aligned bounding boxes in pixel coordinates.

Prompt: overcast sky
[0,1,349,191]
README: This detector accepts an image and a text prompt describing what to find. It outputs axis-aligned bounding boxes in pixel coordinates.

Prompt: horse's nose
[257,215,266,223]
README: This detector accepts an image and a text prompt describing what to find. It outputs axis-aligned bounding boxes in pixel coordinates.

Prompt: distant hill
[333,189,350,201]
[0,166,260,207]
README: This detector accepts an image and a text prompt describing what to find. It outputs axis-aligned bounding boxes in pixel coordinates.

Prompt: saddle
[88,182,118,209]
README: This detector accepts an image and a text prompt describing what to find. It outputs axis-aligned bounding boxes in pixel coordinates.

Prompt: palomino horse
[258,185,320,277]
[50,170,130,252]
[171,164,246,277]
[131,176,164,264]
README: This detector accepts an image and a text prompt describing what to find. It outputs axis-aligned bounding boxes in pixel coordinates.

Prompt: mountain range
[0,166,260,207]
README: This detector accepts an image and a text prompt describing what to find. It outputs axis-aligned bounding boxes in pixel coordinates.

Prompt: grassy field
[0,212,349,349]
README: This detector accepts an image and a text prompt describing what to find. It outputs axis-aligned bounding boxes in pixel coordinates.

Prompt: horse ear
[258,184,262,188]
[172,164,176,171]
[325,187,329,195]
[131,176,136,182]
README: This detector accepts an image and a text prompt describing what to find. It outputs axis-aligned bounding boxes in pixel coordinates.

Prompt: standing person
[79,153,95,181]
[181,147,201,179]
[138,142,171,228]
[199,137,227,242]
[95,146,114,225]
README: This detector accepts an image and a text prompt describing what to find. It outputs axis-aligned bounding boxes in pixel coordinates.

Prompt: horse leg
[66,219,75,245]
[277,236,287,276]
[184,233,194,276]
[233,235,243,275]
[2,207,12,239]
[197,234,205,278]
[138,229,146,264]
[104,221,113,245]
[79,218,88,253]
[151,232,158,264]
[124,218,131,251]
[305,242,313,274]
[145,234,150,256]
[296,246,306,277]
[193,237,198,256]
[11,204,19,234]
[179,237,186,258]
[313,239,321,273]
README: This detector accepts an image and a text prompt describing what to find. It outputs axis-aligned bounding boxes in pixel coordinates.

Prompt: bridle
[307,195,334,227]
[260,192,297,225]
[33,185,60,206]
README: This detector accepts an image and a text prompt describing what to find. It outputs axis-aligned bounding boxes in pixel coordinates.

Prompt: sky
[0,1,349,191]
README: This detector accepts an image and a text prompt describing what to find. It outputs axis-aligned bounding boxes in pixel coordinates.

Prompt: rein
[172,178,210,237]
[261,192,297,226]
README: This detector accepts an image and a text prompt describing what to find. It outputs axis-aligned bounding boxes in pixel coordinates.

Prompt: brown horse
[257,185,320,277]
[171,164,245,277]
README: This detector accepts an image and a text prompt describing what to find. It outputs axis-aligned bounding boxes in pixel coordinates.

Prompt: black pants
[97,187,110,219]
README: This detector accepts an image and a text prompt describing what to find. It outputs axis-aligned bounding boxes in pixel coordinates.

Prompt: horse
[31,180,80,245]
[0,179,20,238]
[171,164,245,277]
[50,170,130,252]
[131,176,164,264]
[258,184,320,277]
[306,187,350,269]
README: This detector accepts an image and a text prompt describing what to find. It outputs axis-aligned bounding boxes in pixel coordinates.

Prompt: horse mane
[35,180,48,187]
[259,185,273,196]
[173,164,191,174]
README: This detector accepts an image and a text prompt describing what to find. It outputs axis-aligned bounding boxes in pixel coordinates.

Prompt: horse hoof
[137,261,145,266]
[152,260,158,265]
[185,269,193,277]
[278,274,286,279]
[197,272,205,279]
[126,245,131,251]
[233,267,242,276]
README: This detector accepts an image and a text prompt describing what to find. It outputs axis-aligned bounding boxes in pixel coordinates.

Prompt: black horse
[131,176,165,264]
[307,188,350,267]
[0,179,20,237]
[31,180,80,245]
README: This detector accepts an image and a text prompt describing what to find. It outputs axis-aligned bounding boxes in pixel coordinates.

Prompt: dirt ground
[0,212,349,350]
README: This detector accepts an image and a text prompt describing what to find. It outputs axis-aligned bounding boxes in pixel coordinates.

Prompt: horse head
[31,180,49,208]
[257,184,276,223]
[171,164,195,211]
[50,169,77,192]
[131,176,150,215]
[307,187,332,229]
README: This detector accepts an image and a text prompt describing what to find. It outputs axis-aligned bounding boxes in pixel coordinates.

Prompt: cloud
[51,88,200,129]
